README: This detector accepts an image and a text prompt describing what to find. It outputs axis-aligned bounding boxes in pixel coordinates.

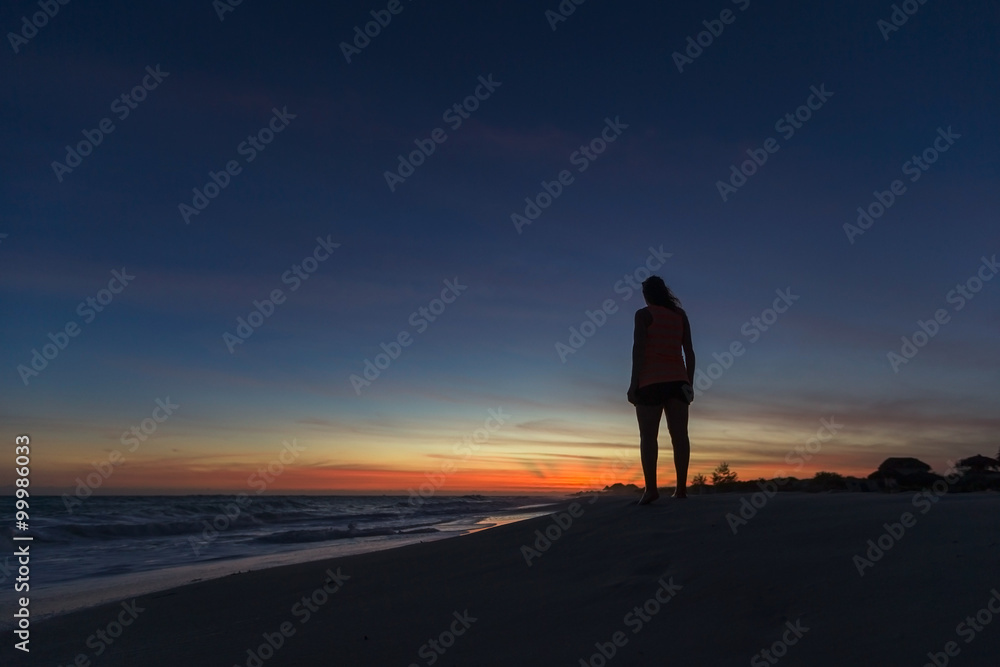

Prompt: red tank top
[638,305,689,387]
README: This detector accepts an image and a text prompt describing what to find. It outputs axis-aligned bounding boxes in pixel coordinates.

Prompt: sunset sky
[2,0,998,495]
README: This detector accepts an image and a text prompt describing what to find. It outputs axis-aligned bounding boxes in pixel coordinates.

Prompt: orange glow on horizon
[30,456,881,496]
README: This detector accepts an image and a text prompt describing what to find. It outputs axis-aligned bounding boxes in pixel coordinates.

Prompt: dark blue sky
[2,0,998,493]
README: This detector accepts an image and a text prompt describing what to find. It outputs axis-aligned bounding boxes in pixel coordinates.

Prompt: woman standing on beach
[626,276,695,505]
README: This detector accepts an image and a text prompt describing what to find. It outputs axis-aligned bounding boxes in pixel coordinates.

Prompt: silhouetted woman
[626,276,695,505]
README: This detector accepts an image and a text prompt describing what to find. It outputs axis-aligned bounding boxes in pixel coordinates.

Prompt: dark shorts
[635,381,693,406]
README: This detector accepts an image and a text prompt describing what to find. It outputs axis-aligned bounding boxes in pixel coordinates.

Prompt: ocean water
[0,494,562,623]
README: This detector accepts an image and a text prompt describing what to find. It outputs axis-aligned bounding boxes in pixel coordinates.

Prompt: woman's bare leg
[635,404,664,504]
[665,397,690,498]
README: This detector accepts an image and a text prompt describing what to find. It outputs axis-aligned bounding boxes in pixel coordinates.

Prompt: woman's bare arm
[629,308,651,390]
[681,310,695,384]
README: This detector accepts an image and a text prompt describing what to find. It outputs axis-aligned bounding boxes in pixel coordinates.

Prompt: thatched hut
[867,457,940,490]
[873,457,931,478]
[957,454,1000,472]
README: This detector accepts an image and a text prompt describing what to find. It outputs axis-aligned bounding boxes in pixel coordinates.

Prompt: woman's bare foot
[637,489,660,505]
[671,489,688,499]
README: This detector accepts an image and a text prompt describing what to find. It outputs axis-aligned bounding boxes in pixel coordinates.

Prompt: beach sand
[12,491,1000,666]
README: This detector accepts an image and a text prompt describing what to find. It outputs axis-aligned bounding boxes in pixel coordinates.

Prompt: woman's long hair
[641,276,681,310]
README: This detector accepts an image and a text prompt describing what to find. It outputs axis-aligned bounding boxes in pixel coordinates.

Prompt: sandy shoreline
[1,503,560,632]
[9,492,1000,666]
